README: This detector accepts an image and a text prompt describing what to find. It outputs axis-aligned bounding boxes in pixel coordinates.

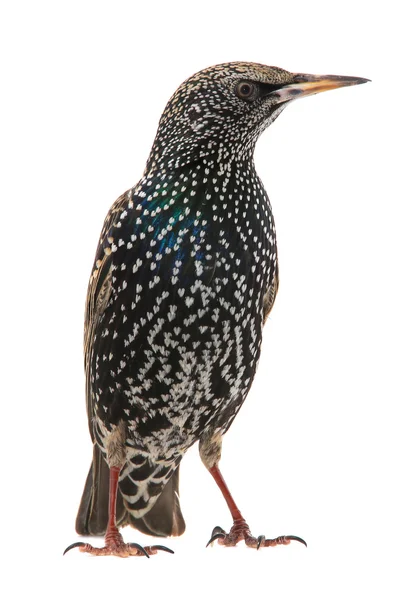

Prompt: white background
[1,1,398,598]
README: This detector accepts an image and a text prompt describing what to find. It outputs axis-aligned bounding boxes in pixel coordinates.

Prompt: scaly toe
[63,540,175,558]
[145,544,174,555]
[253,534,307,548]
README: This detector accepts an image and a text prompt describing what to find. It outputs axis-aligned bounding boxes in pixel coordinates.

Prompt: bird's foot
[206,520,307,549]
[64,529,174,558]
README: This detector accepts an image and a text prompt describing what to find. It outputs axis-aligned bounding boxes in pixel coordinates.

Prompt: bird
[64,62,369,557]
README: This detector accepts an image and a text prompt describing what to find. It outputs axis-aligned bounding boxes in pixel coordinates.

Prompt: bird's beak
[274,73,370,105]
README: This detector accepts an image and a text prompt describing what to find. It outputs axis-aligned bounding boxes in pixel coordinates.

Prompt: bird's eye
[235,81,258,101]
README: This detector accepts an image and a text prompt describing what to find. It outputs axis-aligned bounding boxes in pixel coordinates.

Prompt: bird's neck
[134,154,272,242]
[145,128,258,173]
[143,151,257,191]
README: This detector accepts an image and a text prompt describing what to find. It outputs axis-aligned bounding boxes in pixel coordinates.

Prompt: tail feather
[127,468,186,537]
[75,445,185,538]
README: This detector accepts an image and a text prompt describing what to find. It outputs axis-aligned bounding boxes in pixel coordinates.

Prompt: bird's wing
[84,191,130,439]
[262,267,279,324]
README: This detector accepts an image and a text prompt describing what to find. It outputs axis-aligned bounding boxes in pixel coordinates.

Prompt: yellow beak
[275,73,370,104]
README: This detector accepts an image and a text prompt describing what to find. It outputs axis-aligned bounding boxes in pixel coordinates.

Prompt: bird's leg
[206,464,251,546]
[102,466,129,549]
[200,432,306,549]
[64,466,173,558]
[205,464,306,549]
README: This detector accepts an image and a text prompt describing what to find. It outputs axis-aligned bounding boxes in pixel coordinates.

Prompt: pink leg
[207,465,306,549]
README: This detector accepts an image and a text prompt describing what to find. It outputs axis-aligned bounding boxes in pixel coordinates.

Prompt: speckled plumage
[74,62,368,545]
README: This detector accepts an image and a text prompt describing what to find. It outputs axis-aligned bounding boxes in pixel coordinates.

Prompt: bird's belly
[93,275,265,454]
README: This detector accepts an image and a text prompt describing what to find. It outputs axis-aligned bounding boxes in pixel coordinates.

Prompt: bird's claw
[206,526,227,547]
[286,535,307,547]
[63,542,86,555]
[256,535,265,550]
[126,543,150,557]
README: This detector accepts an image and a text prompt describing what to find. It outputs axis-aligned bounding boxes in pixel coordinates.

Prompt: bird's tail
[125,465,185,537]
[75,445,185,538]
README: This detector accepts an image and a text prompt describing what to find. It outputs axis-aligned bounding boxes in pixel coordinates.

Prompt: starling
[65,62,369,557]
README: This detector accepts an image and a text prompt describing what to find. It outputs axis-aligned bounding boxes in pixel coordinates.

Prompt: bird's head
[147,62,369,172]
